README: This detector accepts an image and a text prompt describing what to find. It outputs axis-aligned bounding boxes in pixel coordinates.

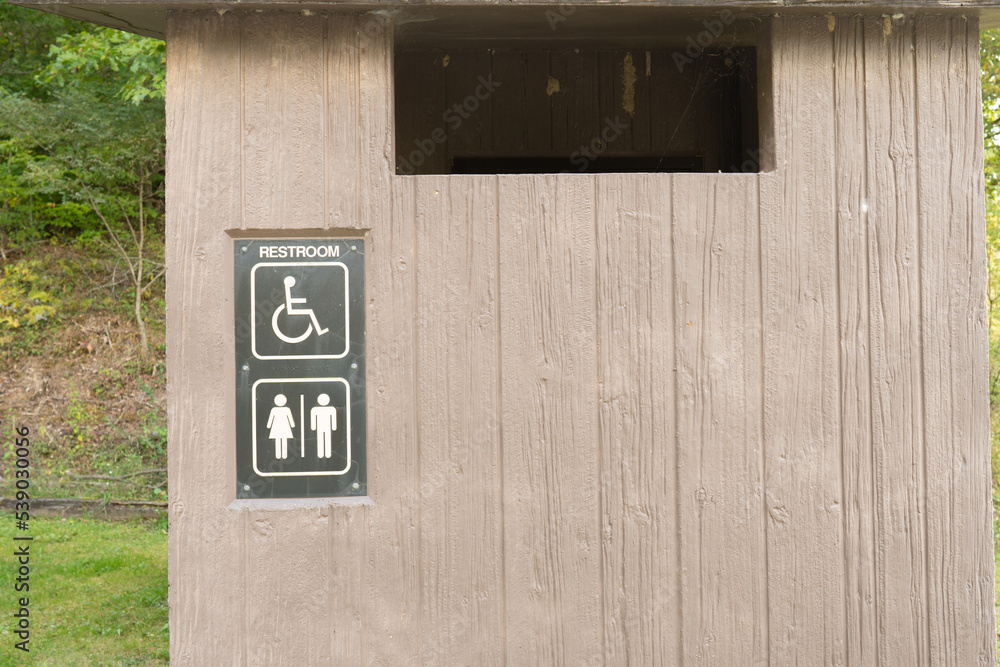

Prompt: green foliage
[0,84,165,241]
[0,4,165,247]
[984,32,1000,655]
[0,246,134,359]
[984,29,1000,191]
[984,30,1000,439]
[0,9,166,356]
[0,0,78,98]
[989,196,1000,407]
[42,26,165,104]
[0,259,60,337]
[0,245,168,501]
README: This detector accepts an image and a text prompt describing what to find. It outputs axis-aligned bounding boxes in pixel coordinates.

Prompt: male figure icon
[310,393,338,459]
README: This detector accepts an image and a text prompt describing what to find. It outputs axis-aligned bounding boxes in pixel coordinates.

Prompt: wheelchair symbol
[272,276,329,344]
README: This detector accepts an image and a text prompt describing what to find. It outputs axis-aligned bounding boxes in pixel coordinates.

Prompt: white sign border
[250,261,350,361]
[251,377,352,477]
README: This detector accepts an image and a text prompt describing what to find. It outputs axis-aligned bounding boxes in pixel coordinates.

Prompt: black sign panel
[234,239,365,498]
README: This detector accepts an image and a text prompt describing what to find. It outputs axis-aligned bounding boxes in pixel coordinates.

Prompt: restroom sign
[234,239,366,499]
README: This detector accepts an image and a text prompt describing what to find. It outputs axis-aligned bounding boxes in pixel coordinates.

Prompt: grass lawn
[0,516,167,665]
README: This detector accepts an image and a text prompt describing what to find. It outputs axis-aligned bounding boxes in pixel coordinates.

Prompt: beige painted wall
[165,11,994,664]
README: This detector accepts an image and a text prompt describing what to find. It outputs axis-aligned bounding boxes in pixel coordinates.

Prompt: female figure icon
[266,394,295,459]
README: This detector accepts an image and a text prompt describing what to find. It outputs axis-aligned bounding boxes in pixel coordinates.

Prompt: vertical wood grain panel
[415,175,503,664]
[499,175,601,665]
[595,174,678,665]
[524,52,553,153]
[597,52,630,155]
[323,16,368,662]
[358,15,425,666]
[760,17,845,664]
[328,504,367,662]
[363,175,419,665]
[242,14,326,229]
[630,50,651,152]
[549,53,570,153]
[296,507,335,666]
[166,12,247,665]
[396,50,448,175]
[492,52,529,154]
[447,49,494,157]
[565,54,601,157]
[673,174,766,666]
[693,57,723,173]
[649,50,700,157]
[239,15,335,665]
[861,16,928,664]
[916,16,996,665]
[832,16,878,666]
[326,14,361,227]
[244,510,332,666]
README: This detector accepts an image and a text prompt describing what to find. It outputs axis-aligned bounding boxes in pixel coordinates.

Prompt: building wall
[165,11,995,664]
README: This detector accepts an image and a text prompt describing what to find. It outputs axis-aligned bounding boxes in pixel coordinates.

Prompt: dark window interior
[451,156,703,174]
[394,46,759,175]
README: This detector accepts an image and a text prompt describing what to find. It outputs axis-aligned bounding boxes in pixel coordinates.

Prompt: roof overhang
[11,0,1000,40]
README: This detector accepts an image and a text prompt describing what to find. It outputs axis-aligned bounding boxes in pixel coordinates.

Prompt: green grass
[0,516,167,665]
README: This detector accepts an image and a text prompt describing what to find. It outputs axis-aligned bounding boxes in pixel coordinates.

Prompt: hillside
[0,242,166,501]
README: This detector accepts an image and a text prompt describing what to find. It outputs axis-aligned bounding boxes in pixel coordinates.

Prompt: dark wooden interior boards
[395,46,760,174]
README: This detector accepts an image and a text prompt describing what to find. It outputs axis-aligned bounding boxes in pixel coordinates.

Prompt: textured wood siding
[166,12,994,664]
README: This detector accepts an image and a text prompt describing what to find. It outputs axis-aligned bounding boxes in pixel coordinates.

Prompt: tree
[981,30,1000,509]
[983,30,1000,408]
[0,0,78,97]
[0,6,165,357]
[42,26,164,104]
